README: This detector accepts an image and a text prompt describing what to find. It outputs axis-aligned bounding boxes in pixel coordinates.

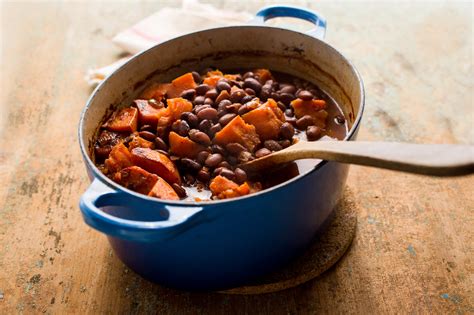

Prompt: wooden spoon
[240,140,474,177]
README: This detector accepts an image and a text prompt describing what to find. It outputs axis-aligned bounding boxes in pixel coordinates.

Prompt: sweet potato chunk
[134,100,165,127]
[253,69,273,83]
[209,175,252,199]
[213,116,260,151]
[167,73,197,98]
[148,176,179,200]
[168,131,206,158]
[114,166,158,195]
[128,134,154,150]
[291,98,328,128]
[156,98,193,129]
[140,83,170,101]
[105,143,133,173]
[203,75,221,87]
[242,100,284,141]
[104,107,138,133]
[131,147,181,185]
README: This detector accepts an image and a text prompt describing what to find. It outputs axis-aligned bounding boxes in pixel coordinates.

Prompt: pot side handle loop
[79,179,204,242]
[251,5,327,40]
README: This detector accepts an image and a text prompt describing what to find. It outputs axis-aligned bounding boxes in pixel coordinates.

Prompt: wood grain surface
[0,1,472,314]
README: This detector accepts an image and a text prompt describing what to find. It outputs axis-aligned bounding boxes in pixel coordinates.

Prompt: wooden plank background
[0,1,472,314]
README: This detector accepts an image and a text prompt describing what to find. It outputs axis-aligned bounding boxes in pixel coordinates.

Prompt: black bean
[279,93,295,106]
[198,119,212,133]
[192,71,201,84]
[244,88,255,96]
[297,90,314,101]
[227,155,238,165]
[194,105,211,114]
[296,115,315,129]
[197,168,211,182]
[238,104,252,116]
[181,158,202,171]
[264,140,283,151]
[243,71,254,79]
[181,112,199,128]
[260,86,271,100]
[216,80,231,93]
[172,183,187,198]
[156,149,170,157]
[213,167,224,176]
[277,101,287,112]
[180,89,195,100]
[306,125,322,141]
[211,144,226,155]
[255,148,272,158]
[279,139,291,148]
[196,150,210,164]
[242,71,255,80]
[195,84,211,95]
[139,124,154,132]
[285,108,294,117]
[270,92,280,101]
[172,120,190,136]
[194,95,205,105]
[170,155,180,162]
[197,107,218,121]
[205,88,218,100]
[234,168,247,183]
[243,78,262,94]
[218,99,232,111]
[204,97,214,106]
[226,142,246,155]
[138,131,156,141]
[205,153,223,168]
[230,89,245,103]
[209,123,222,136]
[155,137,168,151]
[230,80,243,88]
[215,90,230,104]
[280,122,295,140]
[335,114,346,124]
[225,103,241,114]
[220,168,235,180]
[280,85,296,94]
[219,113,237,126]
[189,129,211,146]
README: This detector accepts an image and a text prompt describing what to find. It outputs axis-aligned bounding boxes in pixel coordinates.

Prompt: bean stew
[93,69,348,201]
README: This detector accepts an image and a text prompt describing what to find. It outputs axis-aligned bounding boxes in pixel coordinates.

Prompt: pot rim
[78,25,365,206]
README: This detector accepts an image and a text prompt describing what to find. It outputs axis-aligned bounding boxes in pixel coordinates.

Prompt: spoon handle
[245,141,474,176]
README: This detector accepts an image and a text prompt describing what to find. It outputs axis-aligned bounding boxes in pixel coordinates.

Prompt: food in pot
[93,69,348,201]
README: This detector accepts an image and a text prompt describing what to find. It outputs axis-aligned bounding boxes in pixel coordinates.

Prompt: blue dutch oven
[79,5,365,291]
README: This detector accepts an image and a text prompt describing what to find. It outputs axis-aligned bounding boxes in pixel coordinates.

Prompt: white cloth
[85,0,252,86]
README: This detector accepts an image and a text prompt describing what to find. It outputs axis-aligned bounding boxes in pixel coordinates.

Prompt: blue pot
[79,5,365,291]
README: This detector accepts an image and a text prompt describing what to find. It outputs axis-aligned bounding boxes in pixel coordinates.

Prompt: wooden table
[1,1,472,314]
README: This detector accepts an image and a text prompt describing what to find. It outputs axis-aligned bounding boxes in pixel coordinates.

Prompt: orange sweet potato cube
[209,175,253,199]
[140,83,170,101]
[148,176,179,200]
[114,166,158,195]
[167,73,197,98]
[131,147,181,185]
[291,98,328,128]
[134,100,165,127]
[213,116,260,151]
[105,107,138,133]
[168,131,206,158]
[253,69,273,83]
[128,134,154,150]
[105,142,133,173]
[156,98,193,130]
[203,76,221,87]
[242,100,284,141]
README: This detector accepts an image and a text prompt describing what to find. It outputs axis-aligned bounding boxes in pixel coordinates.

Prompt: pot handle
[79,179,204,242]
[251,5,327,40]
